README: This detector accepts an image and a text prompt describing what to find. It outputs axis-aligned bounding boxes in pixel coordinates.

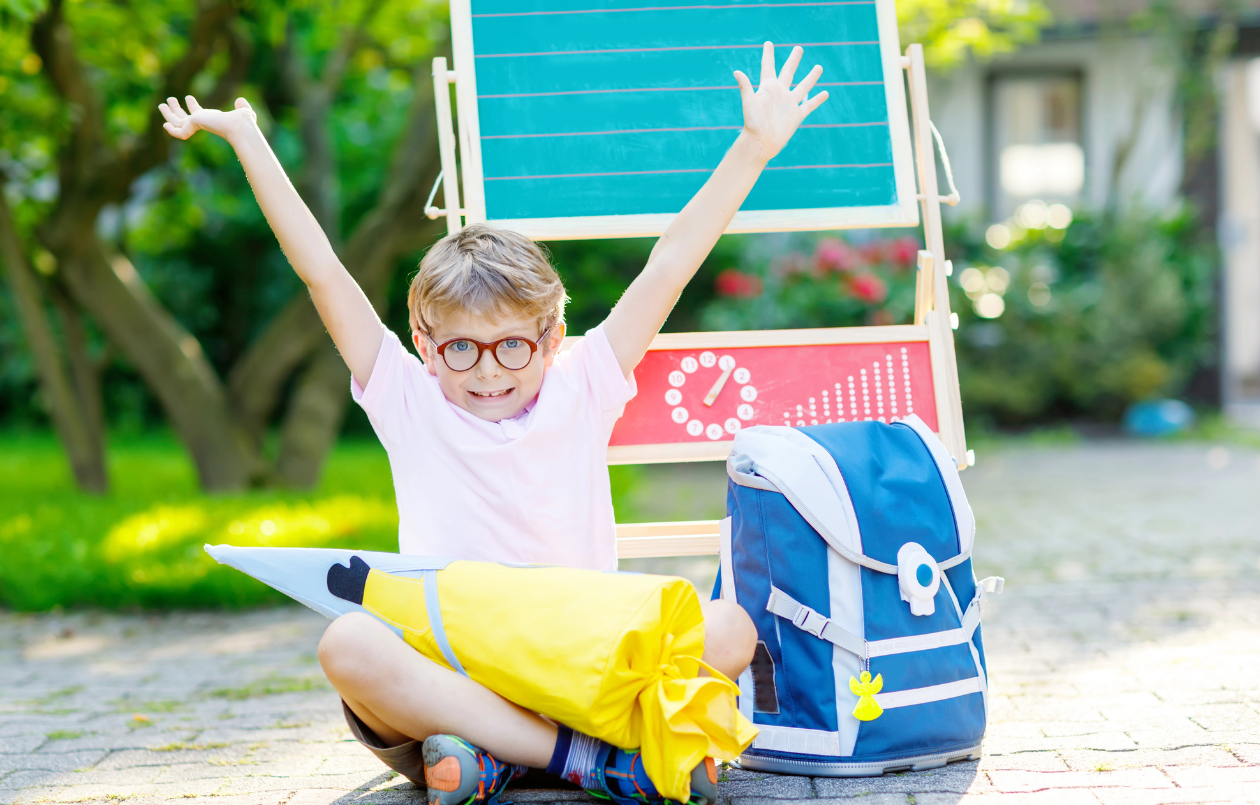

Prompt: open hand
[734,42,828,162]
[159,96,257,143]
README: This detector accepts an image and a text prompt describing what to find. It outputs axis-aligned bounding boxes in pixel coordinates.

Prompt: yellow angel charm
[849,670,884,721]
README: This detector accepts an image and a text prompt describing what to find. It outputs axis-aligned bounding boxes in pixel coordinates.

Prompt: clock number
[734,367,751,384]
[718,355,736,371]
[738,403,755,420]
[671,407,689,423]
[725,418,741,434]
[680,356,699,373]
[699,351,717,368]
[668,370,686,387]
[665,388,682,405]
[705,423,724,440]
[740,385,757,402]
[686,420,704,437]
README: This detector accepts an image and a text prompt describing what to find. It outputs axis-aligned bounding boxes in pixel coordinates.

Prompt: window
[989,74,1084,218]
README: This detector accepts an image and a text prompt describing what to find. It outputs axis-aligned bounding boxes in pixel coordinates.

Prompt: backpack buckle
[793,608,831,638]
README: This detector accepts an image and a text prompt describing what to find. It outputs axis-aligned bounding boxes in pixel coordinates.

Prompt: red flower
[890,236,921,268]
[815,237,862,273]
[715,268,764,298]
[846,272,888,304]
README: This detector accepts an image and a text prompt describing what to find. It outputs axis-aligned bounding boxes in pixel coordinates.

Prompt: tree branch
[111,0,243,197]
[30,0,107,195]
[320,0,390,94]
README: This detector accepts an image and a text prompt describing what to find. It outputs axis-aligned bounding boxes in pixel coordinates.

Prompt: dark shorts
[341,700,579,793]
[342,700,427,786]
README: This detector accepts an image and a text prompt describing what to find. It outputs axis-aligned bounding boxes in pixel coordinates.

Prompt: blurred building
[928,0,1260,424]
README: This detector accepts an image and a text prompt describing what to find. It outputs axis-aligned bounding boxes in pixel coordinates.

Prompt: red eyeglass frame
[424,326,555,372]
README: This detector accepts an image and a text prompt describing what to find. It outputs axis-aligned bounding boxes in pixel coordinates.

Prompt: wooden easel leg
[432,57,463,236]
[905,44,969,467]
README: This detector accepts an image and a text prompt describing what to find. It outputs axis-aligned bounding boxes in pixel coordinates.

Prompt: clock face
[661,350,757,441]
[607,341,938,448]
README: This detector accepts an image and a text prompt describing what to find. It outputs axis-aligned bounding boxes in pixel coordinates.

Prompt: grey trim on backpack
[421,569,468,677]
[740,743,983,777]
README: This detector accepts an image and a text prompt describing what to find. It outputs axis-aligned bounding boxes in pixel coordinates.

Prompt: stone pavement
[2,440,1259,804]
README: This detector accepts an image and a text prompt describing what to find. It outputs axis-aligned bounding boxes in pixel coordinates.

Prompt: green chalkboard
[449,0,917,239]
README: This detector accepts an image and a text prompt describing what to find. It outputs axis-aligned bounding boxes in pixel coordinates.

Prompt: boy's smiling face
[413,309,565,423]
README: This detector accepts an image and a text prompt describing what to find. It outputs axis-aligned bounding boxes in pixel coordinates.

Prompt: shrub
[948,204,1216,424]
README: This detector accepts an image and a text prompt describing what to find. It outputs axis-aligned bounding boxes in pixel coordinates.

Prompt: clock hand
[703,365,734,407]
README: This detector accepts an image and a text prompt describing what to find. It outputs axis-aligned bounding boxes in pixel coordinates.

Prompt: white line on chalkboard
[476,41,878,59]
[472,2,874,18]
[485,163,892,181]
[478,81,880,99]
[481,122,886,139]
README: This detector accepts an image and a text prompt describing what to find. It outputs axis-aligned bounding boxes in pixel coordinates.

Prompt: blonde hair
[408,224,567,337]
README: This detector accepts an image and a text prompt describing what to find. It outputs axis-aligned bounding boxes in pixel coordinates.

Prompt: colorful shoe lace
[421,734,528,805]
[589,745,718,805]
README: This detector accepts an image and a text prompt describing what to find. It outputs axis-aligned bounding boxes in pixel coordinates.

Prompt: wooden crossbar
[615,521,723,559]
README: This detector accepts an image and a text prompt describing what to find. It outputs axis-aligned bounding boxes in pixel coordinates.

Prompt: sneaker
[421,734,527,805]
[591,744,718,805]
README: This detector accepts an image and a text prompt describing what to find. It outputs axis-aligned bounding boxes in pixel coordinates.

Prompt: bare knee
[318,612,396,691]
[701,599,758,682]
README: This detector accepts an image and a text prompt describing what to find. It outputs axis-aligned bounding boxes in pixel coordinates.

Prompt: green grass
[0,432,403,611]
[210,675,329,700]
[0,430,644,611]
[45,730,83,741]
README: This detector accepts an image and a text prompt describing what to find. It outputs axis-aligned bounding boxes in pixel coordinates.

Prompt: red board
[610,341,937,447]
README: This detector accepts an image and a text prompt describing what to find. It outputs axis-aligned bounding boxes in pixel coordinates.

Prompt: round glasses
[426,327,553,372]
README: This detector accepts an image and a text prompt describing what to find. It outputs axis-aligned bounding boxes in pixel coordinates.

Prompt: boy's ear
[542,322,566,368]
[413,331,439,376]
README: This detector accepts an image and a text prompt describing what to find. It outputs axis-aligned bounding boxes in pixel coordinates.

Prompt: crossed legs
[318,598,756,766]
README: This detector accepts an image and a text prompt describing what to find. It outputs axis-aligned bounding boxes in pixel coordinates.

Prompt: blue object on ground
[1123,399,1195,437]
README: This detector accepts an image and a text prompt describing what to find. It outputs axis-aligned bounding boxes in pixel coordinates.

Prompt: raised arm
[602,43,828,376]
[159,97,383,386]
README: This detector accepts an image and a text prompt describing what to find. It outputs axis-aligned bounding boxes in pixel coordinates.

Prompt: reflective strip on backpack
[422,569,468,677]
[874,676,984,710]
[769,584,986,661]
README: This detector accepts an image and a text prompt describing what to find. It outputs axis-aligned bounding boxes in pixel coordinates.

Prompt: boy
[161,41,827,805]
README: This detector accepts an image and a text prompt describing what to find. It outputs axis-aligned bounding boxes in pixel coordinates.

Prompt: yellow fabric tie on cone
[360,561,758,802]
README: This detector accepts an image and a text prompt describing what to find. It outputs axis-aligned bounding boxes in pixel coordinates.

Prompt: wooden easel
[426,43,969,560]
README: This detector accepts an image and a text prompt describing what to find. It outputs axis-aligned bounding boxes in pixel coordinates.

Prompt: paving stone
[0,750,104,773]
[1090,786,1260,805]
[1058,746,1241,771]
[714,767,815,798]
[915,794,1102,805]
[1161,764,1260,788]
[812,764,988,797]
[986,767,1174,792]
[807,796,909,805]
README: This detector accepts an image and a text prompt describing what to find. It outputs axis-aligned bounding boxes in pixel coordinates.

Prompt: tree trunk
[50,237,262,491]
[275,341,352,487]
[0,191,108,492]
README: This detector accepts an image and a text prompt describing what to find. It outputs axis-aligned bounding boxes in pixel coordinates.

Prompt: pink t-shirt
[351,323,636,571]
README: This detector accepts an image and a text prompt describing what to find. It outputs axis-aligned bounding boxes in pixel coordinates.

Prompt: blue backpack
[716,415,1002,776]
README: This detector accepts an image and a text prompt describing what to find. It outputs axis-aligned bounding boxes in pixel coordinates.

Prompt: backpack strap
[766,586,868,659]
